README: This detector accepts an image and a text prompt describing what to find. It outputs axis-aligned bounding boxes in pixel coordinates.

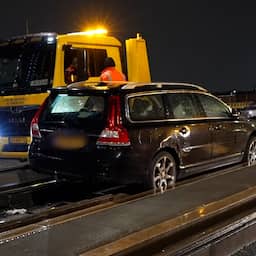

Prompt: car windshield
[0,37,56,93]
[41,94,105,127]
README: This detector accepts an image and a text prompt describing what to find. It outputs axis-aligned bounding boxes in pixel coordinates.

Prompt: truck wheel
[147,151,176,193]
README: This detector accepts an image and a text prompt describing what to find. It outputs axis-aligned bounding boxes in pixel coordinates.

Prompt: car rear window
[41,94,105,125]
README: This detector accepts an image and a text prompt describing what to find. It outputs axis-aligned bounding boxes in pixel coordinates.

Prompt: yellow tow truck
[0,28,151,159]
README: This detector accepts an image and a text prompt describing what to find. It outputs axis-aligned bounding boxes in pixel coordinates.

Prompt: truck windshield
[0,37,56,94]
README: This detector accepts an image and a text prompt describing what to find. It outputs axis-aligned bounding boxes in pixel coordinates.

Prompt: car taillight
[97,96,130,146]
[30,100,47,139]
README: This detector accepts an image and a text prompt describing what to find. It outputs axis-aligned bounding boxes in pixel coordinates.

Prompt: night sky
[1,0,256,92]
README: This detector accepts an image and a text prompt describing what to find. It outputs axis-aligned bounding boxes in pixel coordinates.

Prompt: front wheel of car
[147,151,177,194]
[246,137,256,166]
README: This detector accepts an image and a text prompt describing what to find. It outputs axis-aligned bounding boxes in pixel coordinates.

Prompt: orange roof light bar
[67,28,108,36]
[83,28,108,35]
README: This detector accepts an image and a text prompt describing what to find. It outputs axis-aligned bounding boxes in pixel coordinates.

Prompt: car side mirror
[231,108,240,118]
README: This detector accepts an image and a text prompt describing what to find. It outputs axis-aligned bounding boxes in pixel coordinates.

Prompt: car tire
[245,136,256,166]
[146,151,176,193]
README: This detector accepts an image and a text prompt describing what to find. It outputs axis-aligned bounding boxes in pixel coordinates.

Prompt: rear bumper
[29,147,148,185]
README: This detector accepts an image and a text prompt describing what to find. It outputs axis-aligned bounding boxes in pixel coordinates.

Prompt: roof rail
[121,82,207,91]
[65,81,207,92]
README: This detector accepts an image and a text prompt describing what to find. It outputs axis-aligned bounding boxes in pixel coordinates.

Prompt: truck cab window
[86,48,107,77]
[0,40,56,91]
[64,47,107,84]
[64,48,86,84]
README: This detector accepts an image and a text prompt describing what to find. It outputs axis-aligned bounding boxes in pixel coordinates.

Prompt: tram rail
[0,176,151,233]
[0,163,245,234]
[79,167,256,256]
[0,163,254,256]
[101,186,256,256]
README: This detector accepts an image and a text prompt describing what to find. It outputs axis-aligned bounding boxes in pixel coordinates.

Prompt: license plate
[53,136,86,150]
[9,136,28,144]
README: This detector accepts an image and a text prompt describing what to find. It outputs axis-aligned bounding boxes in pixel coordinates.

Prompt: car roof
[52,81,207,94]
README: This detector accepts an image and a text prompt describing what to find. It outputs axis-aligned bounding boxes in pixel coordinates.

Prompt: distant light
[47,36,55,44]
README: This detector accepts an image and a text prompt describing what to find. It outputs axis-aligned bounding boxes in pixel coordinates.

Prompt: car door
[165,92,212,169]
[196,93,243,161]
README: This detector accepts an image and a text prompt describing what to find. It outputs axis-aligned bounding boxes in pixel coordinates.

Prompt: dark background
[1,0,256,92]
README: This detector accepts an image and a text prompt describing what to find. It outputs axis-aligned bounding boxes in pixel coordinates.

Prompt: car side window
[166,93,200,119]
[196,94,231,118]
[128,94,165,121]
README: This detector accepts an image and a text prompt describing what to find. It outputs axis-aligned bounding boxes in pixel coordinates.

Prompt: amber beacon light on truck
[0,27,151,159]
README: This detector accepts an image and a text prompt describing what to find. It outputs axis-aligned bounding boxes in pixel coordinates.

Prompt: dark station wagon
[29,82,256,193]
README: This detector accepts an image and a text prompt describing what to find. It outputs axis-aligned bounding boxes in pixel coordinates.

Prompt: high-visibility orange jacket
[100,67,126,81]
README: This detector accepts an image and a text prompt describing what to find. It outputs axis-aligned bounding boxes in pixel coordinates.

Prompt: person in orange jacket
[100,57,126,81]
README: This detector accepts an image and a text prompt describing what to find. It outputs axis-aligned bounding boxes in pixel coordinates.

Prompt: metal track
[0,163,245,234]
[150,200,256,256]
[0,181,153,233]
[1,164,256,256]
[96,176,256,256]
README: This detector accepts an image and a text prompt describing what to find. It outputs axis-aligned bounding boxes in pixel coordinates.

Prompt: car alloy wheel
[151,152,176,193]
[247,137,256,166]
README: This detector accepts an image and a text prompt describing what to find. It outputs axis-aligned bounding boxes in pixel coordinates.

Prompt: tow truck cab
[0,30,151,159]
